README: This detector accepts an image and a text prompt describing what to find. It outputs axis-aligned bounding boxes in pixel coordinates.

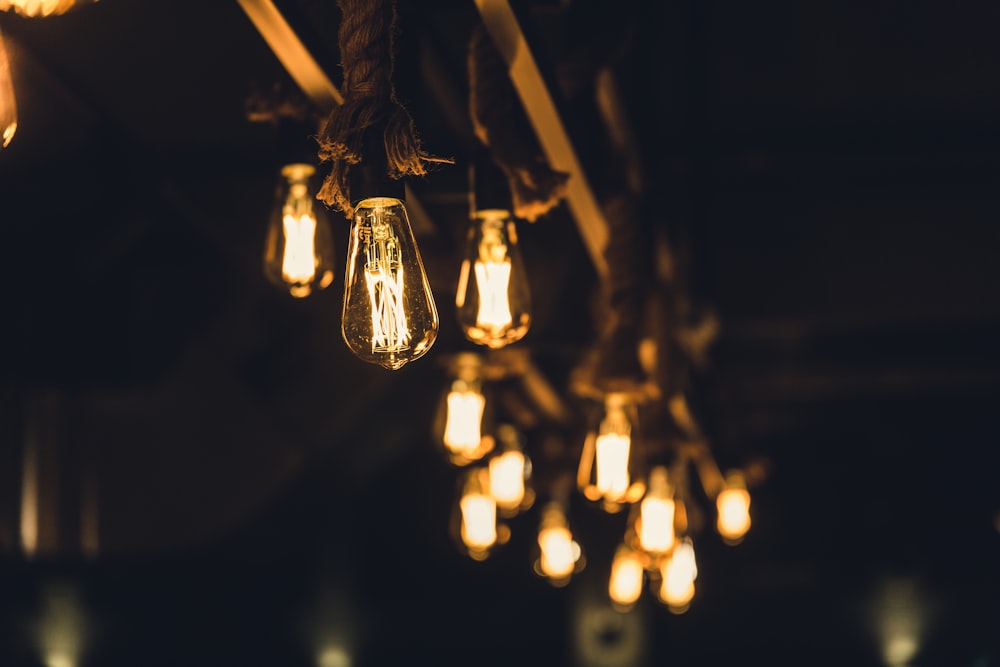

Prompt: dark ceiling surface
[0,1,999,666]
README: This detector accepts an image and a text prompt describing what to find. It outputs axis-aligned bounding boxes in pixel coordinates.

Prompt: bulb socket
[349,128,405,204]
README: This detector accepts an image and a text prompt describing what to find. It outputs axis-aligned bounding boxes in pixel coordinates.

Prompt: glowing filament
[659,538,697,609]
[595,433,631,499]
[489,450,525,509]
[539,526,576,579]
[460,492,497,550]
[363,218,410,353]
[443,390,485,456]
[717,486,751,542]
[473,260,513,330]
[281,213,318,286]
[639,495,676,554]
[609,548,644,607]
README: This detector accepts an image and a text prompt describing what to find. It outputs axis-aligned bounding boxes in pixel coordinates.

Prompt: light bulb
[716,470,751,543]
[341,196,438,370]
[459,468,497,556]
[444,389,486,457]
[609,545,644,608]
[595,395,632,499]
[488,424,533,516]
[638,466,675,555]
[0,0,92,17]
[659,537,697,611]
[0,25,16,149]
[455,209,530,348]
[263,164,335,298]
[536,502,580,582]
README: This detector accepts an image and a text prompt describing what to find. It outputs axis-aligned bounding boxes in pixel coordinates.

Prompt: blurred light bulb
[444,388,485,457]
[0,0,92,17]
[716,470,751,543]
[341,196,438,370]
[263,164,335,298]
[595,394,632,500]
[459,468,496,556]
[609,545,644,608]
[0,25,16,149]
[537,502,580,582]
[638,466,675,555]
[455,209,530,348]
[659,537,697,611]
[489,450,525,510]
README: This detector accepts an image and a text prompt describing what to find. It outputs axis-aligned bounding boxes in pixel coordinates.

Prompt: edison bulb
[638,466,675,555]
[443,388,486,458]
[263,164,335,298]
[536,502,580,583]
[459,468,497,557]
[609,545,644,608]
[455,209,530,348]
[341,196,438,370]
[716,470,751,543]
[0,26,16,149]
[595,395,632,500]
[659,537,697,611]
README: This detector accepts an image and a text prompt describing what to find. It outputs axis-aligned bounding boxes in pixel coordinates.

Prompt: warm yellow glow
[45,656,74,667]
[659,538,697,609]
[443,390,485,456]
[609,547,644,607]
[489,450,525,509]
[639,495,675,554]
[0,0,92,17]
[595,432,631,499]
[343,197,438,370]
[317,646,352,667]
[0,25,15,149]
[460,492,497,551]
[281,212,318,286]
[35,581,88,667]
[638,466,675,554]
[539,525,576,579]
[474,260,513,330]
[717,486,751,542]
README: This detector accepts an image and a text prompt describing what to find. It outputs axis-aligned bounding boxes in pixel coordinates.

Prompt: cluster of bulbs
[438,358,754,612]
[258,138,751,612]
[262,157,530,371]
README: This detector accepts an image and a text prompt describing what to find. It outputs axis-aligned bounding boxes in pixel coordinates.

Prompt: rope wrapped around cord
[468,22,569,222]
[316,0,449,218]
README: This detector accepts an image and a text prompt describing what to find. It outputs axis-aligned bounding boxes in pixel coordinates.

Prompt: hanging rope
[468,22,569,222]
[316,0,449,218]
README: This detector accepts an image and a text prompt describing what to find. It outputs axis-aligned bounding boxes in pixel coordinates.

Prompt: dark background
[0,1,998,666]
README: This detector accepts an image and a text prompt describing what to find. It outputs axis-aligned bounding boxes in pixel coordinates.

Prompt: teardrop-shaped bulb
[263,163,336,298]
[341,196,438,370]
[0,25,17,149]
[455,210,531,348]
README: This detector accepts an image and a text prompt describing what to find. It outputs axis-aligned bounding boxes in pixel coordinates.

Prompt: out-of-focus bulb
[263,164,335,298]
[0,0,93,17]
[444,388,486,457]
[659,537,697,611]
[537,502,580,583]
[489,449,525,510]
[0,25,16,149]
[609,545,644,608]
[459,468,496,557]
[595,394,632,500]
[716,470,751,544]
[455,210,530,348]
[638,466,675,555]
[341,196,438,370]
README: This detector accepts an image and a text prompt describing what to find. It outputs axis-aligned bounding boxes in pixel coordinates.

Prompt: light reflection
[34,580,89,667]
[318,645,352,667]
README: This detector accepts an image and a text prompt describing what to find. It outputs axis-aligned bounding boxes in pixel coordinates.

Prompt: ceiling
[0,1,999,666]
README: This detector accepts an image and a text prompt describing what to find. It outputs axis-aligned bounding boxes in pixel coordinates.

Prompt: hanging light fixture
[455,466,498,561]
[608,544,644,610]
[0,0,96,17]
[341,185,438,370]
[577,392,647,511]
[0,23,14,149]
[716,469,751,544]
[487,423,533,517]
[455,155,531,349]
[263,163,336,298]
[657,536,697,613]
[435,352,494,465]
[533,500,583,586]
